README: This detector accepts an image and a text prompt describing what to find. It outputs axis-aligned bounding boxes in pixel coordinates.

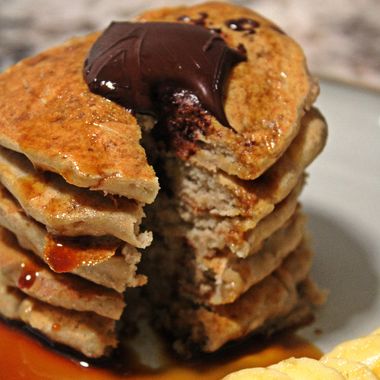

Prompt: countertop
[1,0,380,90]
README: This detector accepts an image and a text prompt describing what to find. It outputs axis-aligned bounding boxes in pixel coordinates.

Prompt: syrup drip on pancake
[52,323,61,332]
[84,22,246,128]
[44,235,118,273]
[18,263,39,289]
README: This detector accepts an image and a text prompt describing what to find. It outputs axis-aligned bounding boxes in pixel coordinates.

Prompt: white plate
[299,79,380,351]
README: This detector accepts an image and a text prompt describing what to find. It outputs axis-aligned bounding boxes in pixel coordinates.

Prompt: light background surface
[1,0,380,89]
[300,80,380,350]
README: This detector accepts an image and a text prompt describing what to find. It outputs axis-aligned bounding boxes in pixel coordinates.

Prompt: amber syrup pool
[0,320,322,380]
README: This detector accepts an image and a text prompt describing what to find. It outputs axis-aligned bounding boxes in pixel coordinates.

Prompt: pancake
[144,206,305,307]
[154,208,306,306]
[0,3,317,188]
[139,61,326,354]
[0,147,151,247]
[0,185,146,291]
[164,108,326,219]
[169,176,305,262]
[0,35,158,203]
[138,2,319,180]
[0,228,124,319]
[241,179,303,258]
[201,211,306,305]
[0,285,117,358]
[146,107,327,263]
[153,240,325,354]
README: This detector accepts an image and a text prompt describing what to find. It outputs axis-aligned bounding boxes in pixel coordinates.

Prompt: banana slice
[321,357,378,379]
[269,357,345,379]
[222,367,292,379]
[223,328,380,379]
[323,335,380,377]
[371,328,380,336]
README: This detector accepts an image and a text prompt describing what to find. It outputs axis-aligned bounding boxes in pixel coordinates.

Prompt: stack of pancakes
[0,2,327,358]
[138,3,327,355]
[0,34,159,357]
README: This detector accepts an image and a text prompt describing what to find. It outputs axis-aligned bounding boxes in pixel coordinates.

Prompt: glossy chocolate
[177,11,208,26]
[84,22,246,127]
[225,18,260,34]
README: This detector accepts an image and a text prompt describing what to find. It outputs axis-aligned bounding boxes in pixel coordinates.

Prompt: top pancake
[139,1,317,179]
[0,34,158,203]
[0,1,316,197]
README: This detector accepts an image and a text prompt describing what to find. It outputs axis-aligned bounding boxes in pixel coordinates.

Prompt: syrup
[18,263,39,289]
[0,320,322,380]
[44,235,117,273]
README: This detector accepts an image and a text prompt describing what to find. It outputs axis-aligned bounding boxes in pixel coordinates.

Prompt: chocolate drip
[225,18,260,34]
[84,22,246,127]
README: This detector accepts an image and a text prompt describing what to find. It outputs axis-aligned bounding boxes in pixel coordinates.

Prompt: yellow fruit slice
[269,357,345,380]
[323,335,380,377]
[222,367,292,379]
[321,357,377,379]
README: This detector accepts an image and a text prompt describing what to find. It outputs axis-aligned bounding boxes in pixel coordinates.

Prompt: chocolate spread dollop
[84,22,246,127]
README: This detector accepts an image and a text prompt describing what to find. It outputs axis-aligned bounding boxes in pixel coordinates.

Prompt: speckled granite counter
[1,0,380,89]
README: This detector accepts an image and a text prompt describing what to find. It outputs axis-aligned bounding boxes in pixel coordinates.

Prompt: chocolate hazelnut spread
[84,22,246,127]
[225,18,260,34]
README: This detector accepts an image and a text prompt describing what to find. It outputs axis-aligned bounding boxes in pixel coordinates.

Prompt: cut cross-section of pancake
[199,211,306,305]
[144,107,327,261]
[161,108,326,219]
[149,240,325,355]
[136,0,326,356]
